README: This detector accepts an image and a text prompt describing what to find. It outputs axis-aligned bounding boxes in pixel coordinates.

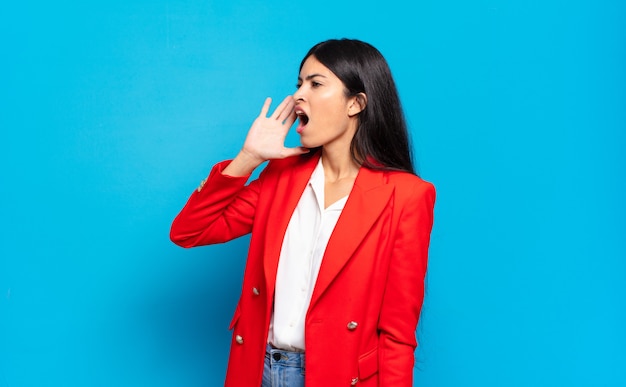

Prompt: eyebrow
[297,73,327,81]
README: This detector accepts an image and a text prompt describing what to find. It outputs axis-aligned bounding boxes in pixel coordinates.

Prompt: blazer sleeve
[377,179,436,386]
[170,160,263,248]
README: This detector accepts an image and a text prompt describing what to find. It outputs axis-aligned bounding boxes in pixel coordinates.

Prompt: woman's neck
[321,146,360,183]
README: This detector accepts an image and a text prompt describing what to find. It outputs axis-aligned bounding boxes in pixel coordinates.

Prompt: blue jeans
[261,344,305,387]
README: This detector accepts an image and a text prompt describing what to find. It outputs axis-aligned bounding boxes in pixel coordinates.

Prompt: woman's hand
[223,96,309,177]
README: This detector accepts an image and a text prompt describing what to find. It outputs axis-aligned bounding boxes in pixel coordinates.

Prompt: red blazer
[170,152,435,387]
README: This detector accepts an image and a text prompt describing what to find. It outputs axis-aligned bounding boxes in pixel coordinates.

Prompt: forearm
[378,181,435,385]
[170,160,258,247]
[222,149,265,177]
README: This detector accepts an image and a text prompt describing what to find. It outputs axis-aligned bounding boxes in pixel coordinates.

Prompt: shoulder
[385,170,434,191]
[383,170,436,205]
[262,152,320,176]
[267,152,317,168]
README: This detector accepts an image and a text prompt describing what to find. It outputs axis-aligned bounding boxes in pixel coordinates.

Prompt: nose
[293,85,305,102]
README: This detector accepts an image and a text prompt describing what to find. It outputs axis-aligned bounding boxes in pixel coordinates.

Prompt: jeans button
[272,352,282,361]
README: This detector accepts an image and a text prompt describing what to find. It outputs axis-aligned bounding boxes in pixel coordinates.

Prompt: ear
[348,93,367,117]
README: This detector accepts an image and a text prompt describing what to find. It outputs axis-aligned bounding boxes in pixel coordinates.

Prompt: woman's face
[293,56,361,151]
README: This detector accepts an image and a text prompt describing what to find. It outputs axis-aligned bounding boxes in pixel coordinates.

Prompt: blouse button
[252,287,260,296]
[351,377,359,385]
[347,321,358,330]
[235,335,244,344]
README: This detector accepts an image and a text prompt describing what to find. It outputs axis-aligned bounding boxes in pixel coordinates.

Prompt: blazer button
[196,178,207,192]
[351,377,359,385]
[252,287,260,296]
[235,335,244,344]
[347,321,358,330]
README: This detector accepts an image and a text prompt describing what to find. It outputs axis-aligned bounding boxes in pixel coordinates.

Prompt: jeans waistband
[265,344,306,369]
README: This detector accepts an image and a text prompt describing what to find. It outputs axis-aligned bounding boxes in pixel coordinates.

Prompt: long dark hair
[300,39,416,175]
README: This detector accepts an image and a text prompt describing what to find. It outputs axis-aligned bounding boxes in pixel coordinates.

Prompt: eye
[295,82,302,89]
[311,81,321,88]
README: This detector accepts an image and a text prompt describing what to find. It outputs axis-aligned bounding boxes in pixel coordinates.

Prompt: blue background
[1,0,624,386]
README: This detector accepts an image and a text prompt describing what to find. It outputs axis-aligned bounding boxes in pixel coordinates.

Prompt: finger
[259,97,272,117]
[281,146,310,158]
[270,95,294,120]
[278,99,295,123]
[282,109,297,128]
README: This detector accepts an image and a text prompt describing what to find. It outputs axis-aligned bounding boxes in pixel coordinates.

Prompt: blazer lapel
[263,153,321,294]
[309,167,394,308]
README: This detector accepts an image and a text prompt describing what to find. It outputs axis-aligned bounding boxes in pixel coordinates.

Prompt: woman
[170,39,435,387]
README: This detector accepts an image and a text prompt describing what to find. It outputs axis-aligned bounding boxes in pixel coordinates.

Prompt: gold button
[347,321,358,330]
[197,178,207,192]
[252,287,260,296]
[235,335,244,344]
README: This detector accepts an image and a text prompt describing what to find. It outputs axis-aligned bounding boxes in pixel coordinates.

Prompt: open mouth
[296,111,309,124]
[295,111,309,133]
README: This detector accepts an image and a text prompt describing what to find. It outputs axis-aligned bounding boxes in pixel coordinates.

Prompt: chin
[299,137,319,149]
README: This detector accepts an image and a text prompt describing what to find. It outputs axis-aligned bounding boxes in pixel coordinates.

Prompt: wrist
[238,148,265,166]
[222,150,264,177]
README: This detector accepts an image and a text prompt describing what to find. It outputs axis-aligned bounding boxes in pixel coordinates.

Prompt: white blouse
[268,157,347,351]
